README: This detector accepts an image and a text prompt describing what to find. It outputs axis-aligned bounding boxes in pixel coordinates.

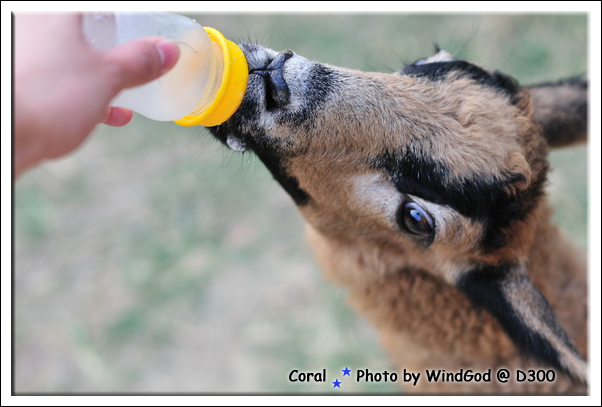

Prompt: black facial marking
[458,264,582,380]
[374,150,546,250]
[277,63,337,130]
[403,60,520,104]
[251,138,311,206]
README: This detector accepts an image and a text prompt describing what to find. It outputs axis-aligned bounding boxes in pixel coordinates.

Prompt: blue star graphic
[333,379,341,388]
[342,367,351,376]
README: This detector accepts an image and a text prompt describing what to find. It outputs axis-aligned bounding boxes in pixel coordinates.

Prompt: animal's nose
[267,49,293,70]
[266,50,293,108]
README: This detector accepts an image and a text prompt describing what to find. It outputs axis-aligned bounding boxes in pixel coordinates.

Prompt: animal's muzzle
[250,49,294,108]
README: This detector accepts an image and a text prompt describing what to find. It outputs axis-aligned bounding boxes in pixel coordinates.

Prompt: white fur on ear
[414,50,455,65]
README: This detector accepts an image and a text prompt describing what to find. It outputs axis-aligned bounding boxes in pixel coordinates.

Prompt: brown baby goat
[209,46,588,393]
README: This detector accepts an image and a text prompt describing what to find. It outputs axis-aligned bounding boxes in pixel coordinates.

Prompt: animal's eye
[400,202,434,236]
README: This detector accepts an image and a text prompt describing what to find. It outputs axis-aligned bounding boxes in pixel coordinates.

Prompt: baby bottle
[82,12,248,126]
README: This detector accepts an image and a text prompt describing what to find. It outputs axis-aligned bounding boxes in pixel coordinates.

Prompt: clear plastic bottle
[82,12,248,126]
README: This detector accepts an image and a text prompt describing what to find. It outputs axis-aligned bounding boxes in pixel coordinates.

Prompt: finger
[103,38,180,91]
[103,106,134,126]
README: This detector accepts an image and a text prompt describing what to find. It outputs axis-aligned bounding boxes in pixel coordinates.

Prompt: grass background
[14,14,588,393]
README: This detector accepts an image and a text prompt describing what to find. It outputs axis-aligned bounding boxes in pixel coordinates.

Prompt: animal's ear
[526,77,588,148]
[412,49,455,66]
[456,262,587,384]
[396,49,455,75]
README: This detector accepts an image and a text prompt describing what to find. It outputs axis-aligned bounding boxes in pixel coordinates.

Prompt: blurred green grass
[14,14,587,393]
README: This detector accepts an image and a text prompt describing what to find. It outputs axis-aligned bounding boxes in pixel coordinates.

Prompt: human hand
[13,13,180,178]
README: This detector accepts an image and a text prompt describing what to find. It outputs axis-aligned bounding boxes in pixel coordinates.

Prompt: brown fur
[307,205,586,393]
[527,78,588,148]
[299,76,587,391]
[211,46,588,393]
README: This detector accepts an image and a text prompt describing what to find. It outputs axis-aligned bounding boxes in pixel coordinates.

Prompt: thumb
[103,38,180,91]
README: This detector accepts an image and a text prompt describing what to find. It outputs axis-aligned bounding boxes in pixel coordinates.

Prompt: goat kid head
[209,45,588,383]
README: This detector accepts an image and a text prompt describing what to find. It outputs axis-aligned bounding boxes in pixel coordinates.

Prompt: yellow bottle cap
[174,27,248,127]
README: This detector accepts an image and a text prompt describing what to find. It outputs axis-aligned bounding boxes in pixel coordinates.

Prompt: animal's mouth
[211,45,297,153]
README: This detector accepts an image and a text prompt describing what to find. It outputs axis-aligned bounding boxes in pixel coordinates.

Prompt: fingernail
[155,40,180,73]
